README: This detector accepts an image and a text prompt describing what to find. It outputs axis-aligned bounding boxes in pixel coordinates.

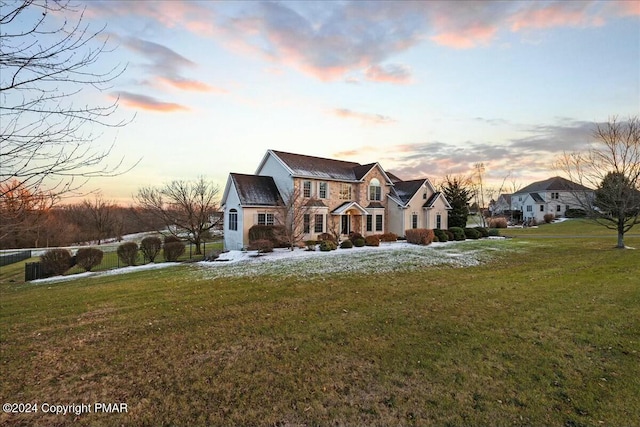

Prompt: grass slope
[1,237,639,426]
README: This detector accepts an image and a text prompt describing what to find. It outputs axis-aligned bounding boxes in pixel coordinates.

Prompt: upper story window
[318,182,328,199]
[303,181,312,198]
[369,178,381,201]
[551,192,560,199]
[228,209,238,231]
[340,183,352,200]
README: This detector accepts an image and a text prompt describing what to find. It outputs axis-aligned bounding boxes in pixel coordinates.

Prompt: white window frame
[228,209,238,231]
[318,182,328,199]
[303,181,312,198]
[339,183,352,200]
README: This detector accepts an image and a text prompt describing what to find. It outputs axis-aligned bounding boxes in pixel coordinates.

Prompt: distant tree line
[0,187,165,249]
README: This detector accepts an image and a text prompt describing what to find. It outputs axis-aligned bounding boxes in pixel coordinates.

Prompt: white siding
[223,183,244,251]
[256,153,293,197]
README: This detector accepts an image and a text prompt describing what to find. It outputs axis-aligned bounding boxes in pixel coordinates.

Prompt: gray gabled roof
[230,173,283,206]
[269,150,393,184]
[515,176,592,194]
[392,179,426,204]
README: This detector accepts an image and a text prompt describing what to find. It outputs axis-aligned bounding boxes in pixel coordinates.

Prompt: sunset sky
[17,1,640,204]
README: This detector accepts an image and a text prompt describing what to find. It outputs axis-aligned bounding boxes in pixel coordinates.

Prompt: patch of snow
[194,240,518,280]
[30,262,179,284]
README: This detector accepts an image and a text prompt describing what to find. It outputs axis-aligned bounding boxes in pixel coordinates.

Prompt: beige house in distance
[221,150,451,250]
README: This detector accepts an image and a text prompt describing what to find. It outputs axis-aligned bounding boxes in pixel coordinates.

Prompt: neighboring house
[510,176,593,222]
[489,194,512,217]
[221,150,450,250]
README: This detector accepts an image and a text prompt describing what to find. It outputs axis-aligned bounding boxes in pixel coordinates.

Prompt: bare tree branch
[0,0,137,199]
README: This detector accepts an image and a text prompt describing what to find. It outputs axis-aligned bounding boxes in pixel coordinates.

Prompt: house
[510,176,593,222]
[489,194,512,217]
[221,150,450,250]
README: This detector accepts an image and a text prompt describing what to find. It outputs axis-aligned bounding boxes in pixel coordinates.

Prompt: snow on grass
[30,262,180,285]
[194,239,521,280]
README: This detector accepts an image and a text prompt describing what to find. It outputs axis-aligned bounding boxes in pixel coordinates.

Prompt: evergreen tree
[442,176,473,228]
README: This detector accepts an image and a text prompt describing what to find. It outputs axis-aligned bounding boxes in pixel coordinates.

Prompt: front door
[341,215,351,235]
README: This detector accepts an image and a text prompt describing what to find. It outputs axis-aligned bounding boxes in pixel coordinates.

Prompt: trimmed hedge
[352,237,366,247]
[117,242,139,266]
[449,227,465,241]
[340,239,353,249]
[319,240,337,251]
[249,225,286,247]
[365,235,380,246]
[463,228,481,239]
[140,236,162,262]
[488,228,501,237]
[544,213,555,223]
[434,229,448,242]
[488,217,508,228]
[474,227,489,238]
[75,248,103,272]
[379,232,397,242]
[405,228,435,245]
[163,241,185,262]
[41,249,73,277]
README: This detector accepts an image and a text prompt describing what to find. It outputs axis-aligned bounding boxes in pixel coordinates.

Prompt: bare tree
[135,178,220,255]
[0,0,134,200]
[80,194,117,245]
[557,116,640,248]
[276,185,310,250]
[0,179,55,248]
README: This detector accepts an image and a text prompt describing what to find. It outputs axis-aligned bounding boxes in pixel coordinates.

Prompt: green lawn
[501,218,639,239]
[1,236,639,426]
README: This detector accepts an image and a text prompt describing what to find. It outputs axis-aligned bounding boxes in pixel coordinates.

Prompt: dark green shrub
[319,240,337,251]
[352,237,365,247]
[433,235,439,242]
[340,239,353,249]
[488,228,501,237]
[365,235,380,246]
[474,227,489,238]
[405,228,435,245]
[41,249,73,277]
[117,242,139,266]
[379,232,397,242]
[163,241,185,262]
[75,248,103,272]
[463,228,481,239]
[434,229,448,242]
[444,230,455,241]
[248,239,274,253]
[140,236,162,262]
[305,240,317,251]
[449,227,465,241]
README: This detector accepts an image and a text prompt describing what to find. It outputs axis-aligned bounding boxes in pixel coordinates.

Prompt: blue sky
[18,1,640,203]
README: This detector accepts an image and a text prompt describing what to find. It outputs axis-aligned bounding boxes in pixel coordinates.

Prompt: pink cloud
[430,24,498,49]
[365,64,412,84]
[114,92,189,112]
[510,3,605,31]
[332,108,396,125]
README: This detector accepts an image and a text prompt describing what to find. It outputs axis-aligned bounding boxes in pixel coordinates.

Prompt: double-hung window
[258,213,274,226]
[375,214,383,232]
[303,181,312,198]
[366,215,373,232]
[303,214,310,233]
[228,209,238,231]
[369,178,381,201]
[314,214,324,233]
[318,182,327,199]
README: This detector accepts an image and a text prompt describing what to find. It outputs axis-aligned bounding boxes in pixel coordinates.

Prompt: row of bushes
[38,236,187,278]
[403,226,497,246]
